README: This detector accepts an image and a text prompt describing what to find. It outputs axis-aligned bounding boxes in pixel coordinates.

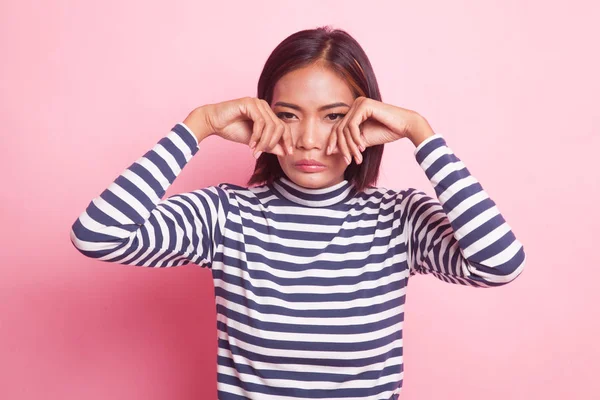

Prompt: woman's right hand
[184,97,295,157]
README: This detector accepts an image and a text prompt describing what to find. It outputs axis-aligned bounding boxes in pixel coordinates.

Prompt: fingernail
[359,144,365,152]
[254,150,262,159]
[249,141,256,149]
[345,156,351,165]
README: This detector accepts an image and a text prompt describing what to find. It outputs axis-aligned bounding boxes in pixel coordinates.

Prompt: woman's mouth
[294,159,327,173]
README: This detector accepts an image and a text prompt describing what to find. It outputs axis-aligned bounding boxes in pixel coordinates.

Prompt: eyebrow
[273,101,350,111]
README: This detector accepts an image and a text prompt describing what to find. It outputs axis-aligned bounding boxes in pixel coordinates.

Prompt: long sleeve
[70,122,230,268]
[401,133,526,288]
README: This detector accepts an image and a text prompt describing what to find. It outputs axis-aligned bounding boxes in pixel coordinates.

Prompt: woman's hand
[326,96,436,165]
[183,97,294,157]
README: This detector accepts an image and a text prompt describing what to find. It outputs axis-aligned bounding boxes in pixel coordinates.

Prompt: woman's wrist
[183,106,215,142]
[407,113,436,148]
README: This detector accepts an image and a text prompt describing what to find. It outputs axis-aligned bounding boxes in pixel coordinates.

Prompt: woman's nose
[296,121,325,150]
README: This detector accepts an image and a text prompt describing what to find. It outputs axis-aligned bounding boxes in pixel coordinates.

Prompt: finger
[269,122,289,154]
[336,125,352,165]
[254,100,276,158]
[248,101,265,151]
[281,123,294,155]
[344,98,365,149]
[335,99,358,157]
[327,121,340,155]
[269,122,285,153]
[344,125,362,164]
[260,100,293,155]
[268,123,285,154]
[344,98,367,161]
[348,119,365,152]
[258,99,286,156]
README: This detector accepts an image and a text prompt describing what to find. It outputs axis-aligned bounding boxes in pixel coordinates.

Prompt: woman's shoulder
[358,184,407,197]
[205,181,270,204]
[215,181,268,194]
[355,184,425,204]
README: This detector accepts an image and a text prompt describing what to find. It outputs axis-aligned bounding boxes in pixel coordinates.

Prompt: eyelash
[276,112,346,121]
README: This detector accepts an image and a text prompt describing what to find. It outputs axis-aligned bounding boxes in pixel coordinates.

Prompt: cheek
[328,155,348,174]
[277,155,293,171]
[331,153,346,165]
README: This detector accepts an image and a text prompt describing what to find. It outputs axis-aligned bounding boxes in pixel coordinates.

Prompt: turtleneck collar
[270,176,355,208]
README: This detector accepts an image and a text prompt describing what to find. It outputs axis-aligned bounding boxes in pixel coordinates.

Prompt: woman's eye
[276,112,346,121]
[276,112,296,120]
[327,113,346,121]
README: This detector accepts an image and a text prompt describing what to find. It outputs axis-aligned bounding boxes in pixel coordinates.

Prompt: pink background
[1,0,598,398]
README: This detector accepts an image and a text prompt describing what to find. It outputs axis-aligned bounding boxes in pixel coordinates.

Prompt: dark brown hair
[247,26,385,192]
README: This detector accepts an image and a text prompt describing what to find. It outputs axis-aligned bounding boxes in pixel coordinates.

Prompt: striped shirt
[70,122,526,399]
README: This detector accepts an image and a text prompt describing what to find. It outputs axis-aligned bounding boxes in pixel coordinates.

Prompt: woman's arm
[70,119,230,268]
[70,97,297,268]
[319,96,525,287]
[401,133,526,287]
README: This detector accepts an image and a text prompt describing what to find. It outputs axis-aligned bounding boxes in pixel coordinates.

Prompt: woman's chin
[286,172,342,189]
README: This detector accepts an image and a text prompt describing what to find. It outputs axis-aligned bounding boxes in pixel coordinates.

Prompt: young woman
[71,26,526,400]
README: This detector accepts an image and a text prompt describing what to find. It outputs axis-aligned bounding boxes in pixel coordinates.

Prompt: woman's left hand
[327,96,435,165]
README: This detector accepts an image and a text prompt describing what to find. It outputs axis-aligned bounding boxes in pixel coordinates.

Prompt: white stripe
[214,278,407,311]
[217,363,403,391]
[217,346,404,376]
[215,295,404,326]
[219,330,403,360]
[463,221,512,259]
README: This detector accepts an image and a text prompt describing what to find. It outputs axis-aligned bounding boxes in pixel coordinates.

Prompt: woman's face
[271,63,355,189]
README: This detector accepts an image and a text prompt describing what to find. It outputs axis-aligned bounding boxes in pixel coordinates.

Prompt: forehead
[272,64,354,107]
